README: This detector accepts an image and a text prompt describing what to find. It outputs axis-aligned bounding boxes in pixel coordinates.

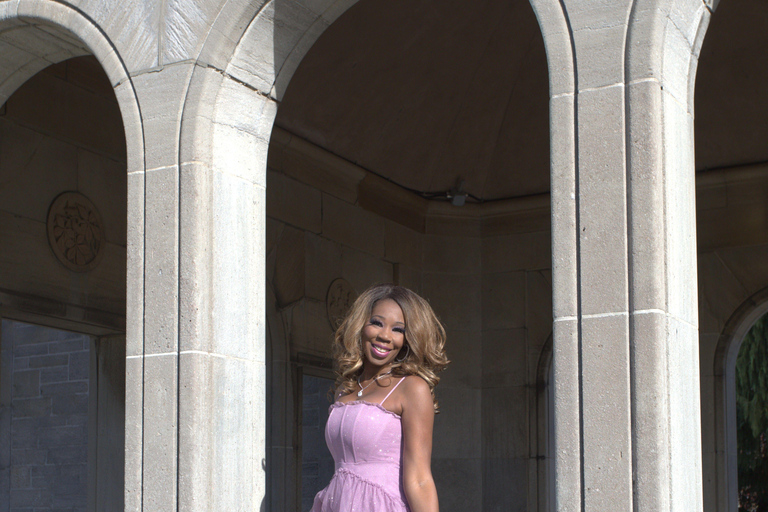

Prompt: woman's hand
[400,376,439,512]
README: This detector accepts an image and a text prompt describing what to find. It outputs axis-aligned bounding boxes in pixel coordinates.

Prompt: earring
[395,344,410,362]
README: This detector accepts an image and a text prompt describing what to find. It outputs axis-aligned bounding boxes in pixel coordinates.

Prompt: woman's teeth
[373,345,390,355]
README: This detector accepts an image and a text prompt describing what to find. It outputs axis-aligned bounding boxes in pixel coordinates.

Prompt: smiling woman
[310,284,449,512]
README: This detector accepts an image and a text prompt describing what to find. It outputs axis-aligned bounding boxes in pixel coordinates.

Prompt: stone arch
[0,4,144,370]
[181,0,566,508]
[0,1,143,174]
[0,2,140,509]
[711,287,768,512]
[189,0,364,101]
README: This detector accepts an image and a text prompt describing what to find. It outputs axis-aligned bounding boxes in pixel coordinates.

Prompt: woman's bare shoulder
[399,375,432,408]
[399,374,430,392]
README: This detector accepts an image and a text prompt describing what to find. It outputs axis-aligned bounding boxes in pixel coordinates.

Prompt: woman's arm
[400,377,439,512]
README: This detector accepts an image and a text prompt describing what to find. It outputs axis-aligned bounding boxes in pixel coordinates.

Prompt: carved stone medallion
[326,279,356,329]
[47,192,105,272]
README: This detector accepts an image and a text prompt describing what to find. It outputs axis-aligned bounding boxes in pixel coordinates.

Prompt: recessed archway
[710,288,768,512]
[261,0,552,509]
[0,4,142,509]
[694,0,768,508]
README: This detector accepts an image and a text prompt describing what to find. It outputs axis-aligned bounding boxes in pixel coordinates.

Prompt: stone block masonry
[1,320,90,512]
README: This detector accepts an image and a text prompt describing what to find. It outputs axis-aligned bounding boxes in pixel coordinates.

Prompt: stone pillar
[124,60,274,510]
[535,0,712,509]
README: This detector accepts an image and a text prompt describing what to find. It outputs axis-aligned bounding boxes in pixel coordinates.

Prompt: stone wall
[0,56,126,333]
[0,319,91,512]
[480,231,552,511]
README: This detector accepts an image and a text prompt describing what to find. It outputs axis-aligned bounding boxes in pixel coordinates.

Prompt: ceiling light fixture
[448,179,467,206]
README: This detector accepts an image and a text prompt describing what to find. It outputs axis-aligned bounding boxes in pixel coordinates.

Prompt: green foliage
[737,314,768,512]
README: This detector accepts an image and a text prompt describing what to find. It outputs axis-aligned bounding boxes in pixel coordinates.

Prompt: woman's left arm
[401,377,439,512]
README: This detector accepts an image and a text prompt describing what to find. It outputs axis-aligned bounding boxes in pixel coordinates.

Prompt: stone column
[124,61,274,511]
[535,0,712,509]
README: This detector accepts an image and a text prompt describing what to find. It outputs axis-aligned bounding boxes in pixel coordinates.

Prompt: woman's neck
[360,364,393,382]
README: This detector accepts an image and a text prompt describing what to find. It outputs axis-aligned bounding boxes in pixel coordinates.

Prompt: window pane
[1,319,91,512]
[301,374,335,511]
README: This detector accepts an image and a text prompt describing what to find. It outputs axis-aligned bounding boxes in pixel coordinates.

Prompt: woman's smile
[371,342,393,358]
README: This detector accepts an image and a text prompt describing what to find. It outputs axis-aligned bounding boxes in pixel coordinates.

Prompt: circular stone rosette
[47,192,105,272]
[326,278,356,329]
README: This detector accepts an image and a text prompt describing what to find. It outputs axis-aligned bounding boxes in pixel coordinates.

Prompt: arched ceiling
[696,0,768,171]
[274,0,550,202]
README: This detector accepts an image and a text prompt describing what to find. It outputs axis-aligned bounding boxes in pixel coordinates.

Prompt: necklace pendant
[357,390,363,397]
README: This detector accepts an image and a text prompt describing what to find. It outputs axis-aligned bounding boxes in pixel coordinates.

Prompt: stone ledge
[268,126,551,236]
[0,289,124,335]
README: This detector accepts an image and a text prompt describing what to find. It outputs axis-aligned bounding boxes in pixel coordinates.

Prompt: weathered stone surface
[481,386,528,459]
[549,92,577,321]
[481,329,527,388]
[143,165,179,354]
[433,457,482,512]
[423,234,480,274]
[303,232,342,302]
[662,91,698,326]
[438,329,481,389]
[573,23,628,91]
[422,272,481,332]
[577,85,628,316]
[132,62,194,171]
[141,354,178,510]
[273,224,305,307]
[481,271,526,330]
[322,194,385,258]
[627,80,666,312]
[432,386,481,459]
[266,169,322,233]
[581,313,632,511]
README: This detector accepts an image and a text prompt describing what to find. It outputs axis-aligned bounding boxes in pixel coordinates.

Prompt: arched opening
[710,291,768,512]
[731,311,768,510]
[0,15,131,508]
[263,0,552,509]
[707,288,768,512]
[694,0,768,508]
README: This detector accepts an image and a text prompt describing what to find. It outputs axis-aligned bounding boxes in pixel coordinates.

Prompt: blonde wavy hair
[332,284,449,412]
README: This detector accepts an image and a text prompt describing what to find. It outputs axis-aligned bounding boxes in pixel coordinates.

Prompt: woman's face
[361,298,406,371]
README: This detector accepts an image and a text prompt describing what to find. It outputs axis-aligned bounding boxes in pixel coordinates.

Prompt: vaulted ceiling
[275,0,550,203]
[695,0,768,172]
[276,0,768,203]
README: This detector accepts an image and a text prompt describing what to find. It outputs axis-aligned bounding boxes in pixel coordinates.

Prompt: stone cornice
[268,126,551,237]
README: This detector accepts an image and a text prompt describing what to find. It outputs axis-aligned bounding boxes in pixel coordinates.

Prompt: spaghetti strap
[380,376,406,406]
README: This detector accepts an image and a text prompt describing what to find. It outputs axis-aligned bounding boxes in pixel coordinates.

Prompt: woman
[311,284,449,512]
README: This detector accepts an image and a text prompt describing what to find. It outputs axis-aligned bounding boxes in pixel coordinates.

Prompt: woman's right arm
[400,377,439,512]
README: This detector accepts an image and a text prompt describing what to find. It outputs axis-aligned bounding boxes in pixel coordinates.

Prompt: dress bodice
[311,378,410,511]
[327,400,403,466]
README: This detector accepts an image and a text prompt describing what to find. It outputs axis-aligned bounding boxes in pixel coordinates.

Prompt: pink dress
[310,377,410,512]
